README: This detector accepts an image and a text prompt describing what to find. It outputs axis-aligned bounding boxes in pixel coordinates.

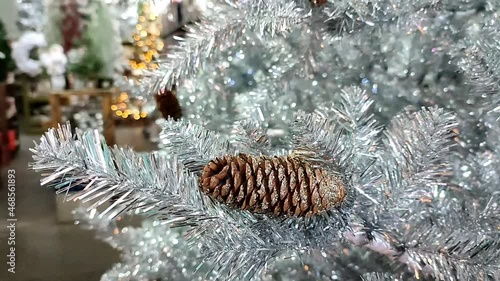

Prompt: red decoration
[61,0,83,53]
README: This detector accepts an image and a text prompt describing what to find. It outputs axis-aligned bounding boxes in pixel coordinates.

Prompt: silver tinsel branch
[229,120,273,155]
[159,118,233,172]
[72,208,213,281]
[30,124,215,227]
[455,13,500,96]
[31,86,500,279]
[30,0,500,280]
[361,272,396,281]
[150,0,305,92]
[379,107,457,212]
[141,0,498,146]
[402,222,499,280]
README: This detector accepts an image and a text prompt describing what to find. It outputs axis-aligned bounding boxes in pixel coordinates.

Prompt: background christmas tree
[0,20,13,82]
[44,0,126,80]
[129,1,164,73]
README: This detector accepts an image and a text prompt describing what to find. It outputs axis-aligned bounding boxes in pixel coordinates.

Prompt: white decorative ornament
[16,0,45,32]
[11,32,47,77]
[40,44,68,90]
[66,48,85,64]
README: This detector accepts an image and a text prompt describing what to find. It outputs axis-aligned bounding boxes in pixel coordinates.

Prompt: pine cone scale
[237,186,246,204]
[221,180,230,197]
[298,166,308,212]
[283,192,292,213]
[269,170,279,207]
[279,169,289,201]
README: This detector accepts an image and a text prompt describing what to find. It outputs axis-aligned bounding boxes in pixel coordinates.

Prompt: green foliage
[68,31,105,79]
[91,1,120,78]
[0,20,14,82]
[68,1,119,80]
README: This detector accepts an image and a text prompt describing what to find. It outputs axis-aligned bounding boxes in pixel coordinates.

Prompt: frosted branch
[291,110,354,170]
[150,0,305,93]
[456,19,500,95]
[30,123,213,226]
[404,224,500,280]
[347,222,500,280]
[159,118,232,173]
[362,272,396,281]
[380,107,457,207]
[230,121,272,155]
[73,209,212,281]
[319,86,381,155]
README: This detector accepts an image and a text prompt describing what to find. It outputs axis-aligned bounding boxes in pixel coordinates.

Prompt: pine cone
[199,154,347,217]
[310,0,327,7]
[155,86,182,120]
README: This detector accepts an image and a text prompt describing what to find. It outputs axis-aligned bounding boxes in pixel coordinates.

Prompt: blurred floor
[0,126,156,281]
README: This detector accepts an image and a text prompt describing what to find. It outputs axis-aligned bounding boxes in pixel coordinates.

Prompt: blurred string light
[129,2,164,73]
[113,1,164,120]
[111,91,149,119]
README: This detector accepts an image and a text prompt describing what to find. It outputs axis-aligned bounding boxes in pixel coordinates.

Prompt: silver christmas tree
[31,0,499,280]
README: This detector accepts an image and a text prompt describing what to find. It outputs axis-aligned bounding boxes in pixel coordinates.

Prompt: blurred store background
[0,0,195,279]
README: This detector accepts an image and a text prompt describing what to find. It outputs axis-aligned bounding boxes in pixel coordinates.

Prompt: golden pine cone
[199,154,347,217]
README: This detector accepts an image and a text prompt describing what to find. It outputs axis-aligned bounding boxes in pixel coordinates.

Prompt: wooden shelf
[49,88,118,146]
[26,95,49,103]
[49,88,117,96]
[21,82,51,135]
